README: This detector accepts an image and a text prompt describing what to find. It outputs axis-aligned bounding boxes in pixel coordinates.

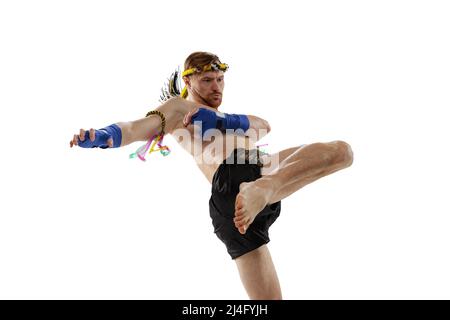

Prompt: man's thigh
[260,145,307,176]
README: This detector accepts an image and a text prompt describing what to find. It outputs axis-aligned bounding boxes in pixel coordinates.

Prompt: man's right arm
[124,97,187,145]
[70,97,195,148]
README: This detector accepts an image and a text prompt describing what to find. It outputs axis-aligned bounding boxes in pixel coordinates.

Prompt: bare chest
[171,122,255,183]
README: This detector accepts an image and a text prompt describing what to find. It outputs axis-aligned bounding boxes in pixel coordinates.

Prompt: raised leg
[267,141,353,202]
[233,141,353,233]
[234,245,282,300]
[261,145,303,173]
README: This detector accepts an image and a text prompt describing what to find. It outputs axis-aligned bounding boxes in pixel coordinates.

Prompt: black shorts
[209,148,281,259]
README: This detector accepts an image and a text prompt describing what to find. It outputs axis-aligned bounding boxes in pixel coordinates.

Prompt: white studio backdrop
[0,0,449,299]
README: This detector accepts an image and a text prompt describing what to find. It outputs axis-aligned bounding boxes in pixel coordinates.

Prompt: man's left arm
[246,114,271,141]
[184,107,271,141]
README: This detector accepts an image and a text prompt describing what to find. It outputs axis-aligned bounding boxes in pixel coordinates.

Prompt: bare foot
[233,179,275,234]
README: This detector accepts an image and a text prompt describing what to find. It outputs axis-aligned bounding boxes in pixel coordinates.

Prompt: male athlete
[69,52,353,299]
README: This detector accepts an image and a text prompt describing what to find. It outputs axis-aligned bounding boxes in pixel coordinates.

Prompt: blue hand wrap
[220,113,250,133]
[77,124,122,149]
[190,108,250,138]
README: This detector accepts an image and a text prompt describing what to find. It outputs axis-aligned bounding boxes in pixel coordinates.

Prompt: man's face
[186,70,225,109]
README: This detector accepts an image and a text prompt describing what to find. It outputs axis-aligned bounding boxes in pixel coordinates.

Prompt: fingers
[183,108,199,127]
[183,111,192,127]
[70,134,78,148]
[107,137,113,148]
[89,128,95,141]
[79,128,86,141]
[183,112,191,126]
[70,128,94,148]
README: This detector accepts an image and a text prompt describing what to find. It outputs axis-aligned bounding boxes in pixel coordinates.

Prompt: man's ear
[182,76,191,88]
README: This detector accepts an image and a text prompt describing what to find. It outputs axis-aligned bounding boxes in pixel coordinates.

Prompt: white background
[0,0,449,299]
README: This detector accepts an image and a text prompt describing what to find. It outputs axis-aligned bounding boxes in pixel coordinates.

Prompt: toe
[235,194,244,210]
[234,217,248,228]
[234,223,246,230]
[242,217,255,232]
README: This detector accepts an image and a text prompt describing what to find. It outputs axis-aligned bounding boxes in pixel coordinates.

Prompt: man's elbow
[254,120,271,141]
[256,119,271,137]
[263,119,271,133]
[246,115,271,139]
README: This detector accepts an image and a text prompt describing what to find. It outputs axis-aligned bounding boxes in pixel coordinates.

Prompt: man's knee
[328,140,353,167]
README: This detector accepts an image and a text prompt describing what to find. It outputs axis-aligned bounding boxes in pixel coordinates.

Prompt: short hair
[184,51,222,75]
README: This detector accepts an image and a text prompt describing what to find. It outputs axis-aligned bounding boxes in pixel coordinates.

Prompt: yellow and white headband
[182,62,229,77]
[159,63,229,102]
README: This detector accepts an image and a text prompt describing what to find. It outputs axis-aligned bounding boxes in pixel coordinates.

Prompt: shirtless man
[69,52,353,299]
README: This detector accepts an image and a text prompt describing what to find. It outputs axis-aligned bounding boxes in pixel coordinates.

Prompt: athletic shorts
[209,148,281,259]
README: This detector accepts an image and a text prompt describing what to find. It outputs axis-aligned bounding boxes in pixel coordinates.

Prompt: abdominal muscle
[173,124,256,183]
[198,134,256,183]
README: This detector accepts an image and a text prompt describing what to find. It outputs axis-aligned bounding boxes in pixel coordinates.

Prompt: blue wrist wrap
[221,113,250,132]
[190,108,249,137]
[77,124,122,149]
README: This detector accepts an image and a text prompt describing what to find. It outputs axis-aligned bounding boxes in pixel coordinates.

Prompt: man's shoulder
[165,97,200,114]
